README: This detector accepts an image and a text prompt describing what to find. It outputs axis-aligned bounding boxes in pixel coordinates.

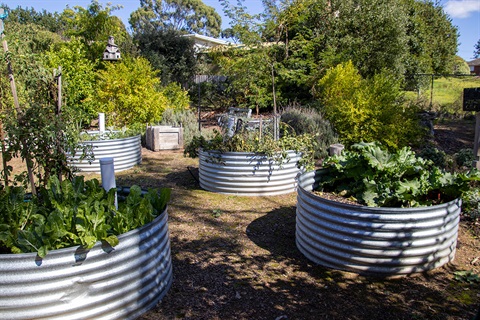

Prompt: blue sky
[3,0,480,61]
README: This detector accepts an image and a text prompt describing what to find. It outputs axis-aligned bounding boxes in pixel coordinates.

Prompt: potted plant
[296,142,479,276]
[185,120,316,196]
[0,176,173,319]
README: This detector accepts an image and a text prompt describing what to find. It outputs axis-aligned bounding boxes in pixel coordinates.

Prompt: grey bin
[296,170,461,276]
[0,207,173,320]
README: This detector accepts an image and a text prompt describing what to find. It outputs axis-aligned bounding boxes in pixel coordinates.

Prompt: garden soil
[3,118,480,320]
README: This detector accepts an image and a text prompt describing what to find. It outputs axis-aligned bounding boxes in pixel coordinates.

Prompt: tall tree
[60,0,131,61]
[474,39,480,58]
[130,0,222,37]
[134,28,197,86]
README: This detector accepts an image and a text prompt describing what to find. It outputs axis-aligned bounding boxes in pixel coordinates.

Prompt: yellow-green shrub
[315,61,423,149]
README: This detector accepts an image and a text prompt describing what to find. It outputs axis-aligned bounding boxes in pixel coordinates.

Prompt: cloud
[444,0,480,18]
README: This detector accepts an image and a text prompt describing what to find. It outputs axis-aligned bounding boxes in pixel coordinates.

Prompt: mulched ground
[126,118,480,320]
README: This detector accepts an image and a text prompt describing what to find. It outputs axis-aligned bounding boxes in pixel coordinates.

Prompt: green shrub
[461,188,480,220]
[280,105,338,158]
[418,145,452,169]
[314,61,424,149]
[160,108,199,147]
[455,148,475,168]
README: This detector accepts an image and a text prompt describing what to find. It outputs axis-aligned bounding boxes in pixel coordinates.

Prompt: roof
[467,58,480,66]
[183,34,231,47]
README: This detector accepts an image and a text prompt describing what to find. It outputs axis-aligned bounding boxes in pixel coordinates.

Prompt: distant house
[467,58,480,76]
[183,33,234,53]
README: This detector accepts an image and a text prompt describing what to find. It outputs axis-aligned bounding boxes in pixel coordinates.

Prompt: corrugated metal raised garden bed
[69,131,142,173]
[199,149,303,196]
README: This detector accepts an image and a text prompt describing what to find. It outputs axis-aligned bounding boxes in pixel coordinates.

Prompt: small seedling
[453,270,480,283]
[212,209,222,218]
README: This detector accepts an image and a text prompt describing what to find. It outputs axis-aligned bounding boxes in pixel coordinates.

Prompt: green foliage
[0,176,170,257]
[185,123,317,171]
[161,82,191,110]
[5,5,65,33]
[133,28,197,86]
[130,0,222,37]
[461,188,480,220]
[95,56,168,127]
[455,149,475,169]
[3,102,87,189]
[417,145,450,169]
[454,270,480,284]
[280,105,338,158]
[317,142,480,207]
[159,108,198,147]
[315,61,424,149]
[43,38,98,125]
[453,56,470,75]
[60,0,130,61]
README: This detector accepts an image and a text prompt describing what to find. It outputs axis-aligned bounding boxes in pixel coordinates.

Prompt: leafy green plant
[455,148,475,169]
[454,270,480,283]
[317,142,479,207]
[78,127,142,142]
[417,145,453,170]
[0,176,170,257]
[184,123,317,171]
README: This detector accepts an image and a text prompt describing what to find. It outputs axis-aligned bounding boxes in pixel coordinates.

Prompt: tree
[130,0,222,37]
[134,28,197,86]
[95,56,169,127]
[60,0,131,61]
[5,5,65,33]
[43,38,97,125]
[474,39,480,58]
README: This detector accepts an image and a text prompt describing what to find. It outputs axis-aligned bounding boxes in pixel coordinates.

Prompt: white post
[100,157,117,209]
[99,113,105,133]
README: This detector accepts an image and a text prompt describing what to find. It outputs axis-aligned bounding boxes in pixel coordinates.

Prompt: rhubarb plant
[317,142,480,207]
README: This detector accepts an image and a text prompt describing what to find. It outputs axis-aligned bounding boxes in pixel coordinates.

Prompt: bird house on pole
[103,36,121,61]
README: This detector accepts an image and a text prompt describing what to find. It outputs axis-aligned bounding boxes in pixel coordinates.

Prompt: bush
[280,105,338,158]
[314,61,424,149]
[417,145,452,169]
[455,148,475,168]
[160,108,199,147]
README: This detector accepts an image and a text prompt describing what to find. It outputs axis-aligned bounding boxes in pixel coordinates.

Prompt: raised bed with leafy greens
[0,176,170,257]
[317,142,479,207]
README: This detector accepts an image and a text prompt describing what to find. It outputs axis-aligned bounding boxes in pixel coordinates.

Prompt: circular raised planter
[69,132,142,173]
[296,170,461,276]
[0,207,172,320]
[199,149,302,196]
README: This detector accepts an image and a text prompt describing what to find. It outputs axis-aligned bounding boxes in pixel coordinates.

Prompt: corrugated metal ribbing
[69,134,142,173]
[199,150,302,196]
[0,209,172,320]
[296,170,461,276]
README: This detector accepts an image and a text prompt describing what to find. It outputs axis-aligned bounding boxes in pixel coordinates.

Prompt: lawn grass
[406,76,480,116]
